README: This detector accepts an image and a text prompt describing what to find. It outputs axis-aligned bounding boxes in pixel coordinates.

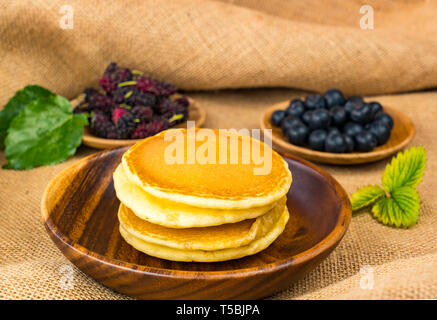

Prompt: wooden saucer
[260,101,415,165]
[41,147,351,299]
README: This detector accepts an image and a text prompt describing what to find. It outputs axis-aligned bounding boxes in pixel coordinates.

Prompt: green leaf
[371,186,420,228]
[350,185,386,211]
[0,85,54,148]
[382,146,427,193]
[3,95,88,170]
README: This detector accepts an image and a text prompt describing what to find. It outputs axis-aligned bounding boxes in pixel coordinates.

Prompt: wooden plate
[260,101,415,165]
[41,147,351,300]
[71,95,206,149]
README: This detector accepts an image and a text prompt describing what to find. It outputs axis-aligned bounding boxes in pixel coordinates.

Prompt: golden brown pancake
[118,197,286,251]
[113,164,279,228]
[119,206,290,262]
[122,128,292,209]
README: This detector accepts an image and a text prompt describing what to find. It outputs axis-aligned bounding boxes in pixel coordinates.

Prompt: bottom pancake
[118,197,286,251]
[119,206,289,262]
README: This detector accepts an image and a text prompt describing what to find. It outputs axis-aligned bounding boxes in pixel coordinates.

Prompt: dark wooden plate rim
[41,148,351,280]
[261,101,415,163]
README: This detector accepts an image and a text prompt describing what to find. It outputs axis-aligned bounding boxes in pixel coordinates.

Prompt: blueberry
[308,108,331,129]
[329,106,347,127]
[325,133,347,153]
[344,97,364,115]
[327,127,341,136]
[374,112,394,130]
[368,122,391,145]
[355,131,377,152]
[308,129,328,151]
[343,134,355,152]
[348,96,364,104]
[350,103,373,124]
[286,99,306,118]
[301,110,313,125]
[305,94,326,110]
[271,110,286,127]
[368,101,383,116]
[281,116,304,134]
[343,122,364,137]
[285,123,309,146]
[324,89,345,109]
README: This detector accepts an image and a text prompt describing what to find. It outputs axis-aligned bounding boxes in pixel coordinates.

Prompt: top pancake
[122,128,292,209]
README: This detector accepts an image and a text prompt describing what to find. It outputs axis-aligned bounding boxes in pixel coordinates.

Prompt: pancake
[121,128,292,209]
[119,206,290,262]
[114,164,279,228]
[117,197,286,251]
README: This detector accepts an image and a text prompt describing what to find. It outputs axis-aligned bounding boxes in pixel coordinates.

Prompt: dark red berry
[115,112,136,139]
[131,106,153,122]
[90,111,118,139]
[112,107,128,125]
[137,77,161,95]
[99,76,117,93]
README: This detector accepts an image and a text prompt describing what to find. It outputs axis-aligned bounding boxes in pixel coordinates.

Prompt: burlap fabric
[0,89,436,299]
[0,0,436,299]
[1,0,437,106]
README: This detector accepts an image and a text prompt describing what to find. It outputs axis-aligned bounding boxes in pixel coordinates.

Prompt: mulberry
[131,118,168,139]
[83,88,99,102]
[156,81,176,96]
[133,91,157,107]
[148,118,169,134]
[80,62,189,141]
[112,107,129,125]
[155,97,177,115]
[90,111,118,139]
[175,97,189,108]
[136,76,177,96]
[136,76,160,95]
[130,123,152,139]
[132,106,153,122]
[112,86,136,105]
[86,91,113,112]
[99,62,133,93]
[99,76,117,93]
[115,112,136,139]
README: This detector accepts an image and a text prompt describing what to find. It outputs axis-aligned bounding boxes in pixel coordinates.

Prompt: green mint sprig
[350,146,426,228]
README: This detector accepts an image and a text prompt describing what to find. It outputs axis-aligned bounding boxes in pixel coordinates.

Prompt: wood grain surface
[260,102,415,165]
[41,147,351,299]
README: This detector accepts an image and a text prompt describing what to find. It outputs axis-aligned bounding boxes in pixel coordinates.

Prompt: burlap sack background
[0,0,436,299]
[1,0,437,106]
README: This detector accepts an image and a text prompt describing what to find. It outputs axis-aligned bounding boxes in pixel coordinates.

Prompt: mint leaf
[0,85,54,148]
[350,185,385,211]
[382,146,427,193]
[3,95,88,170]
[371,186,420,228]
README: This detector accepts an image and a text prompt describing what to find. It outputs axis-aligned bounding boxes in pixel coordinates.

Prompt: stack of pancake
[113,129,292,262]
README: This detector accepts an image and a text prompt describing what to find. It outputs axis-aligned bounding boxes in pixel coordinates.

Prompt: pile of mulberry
[76,62,190,139]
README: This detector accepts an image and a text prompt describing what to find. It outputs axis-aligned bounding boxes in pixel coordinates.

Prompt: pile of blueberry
[270,89,394,153]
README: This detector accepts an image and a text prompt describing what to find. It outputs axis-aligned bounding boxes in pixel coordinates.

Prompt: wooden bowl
[41,147,351,300]
[71,95,206,149]
[260,101,415,165]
